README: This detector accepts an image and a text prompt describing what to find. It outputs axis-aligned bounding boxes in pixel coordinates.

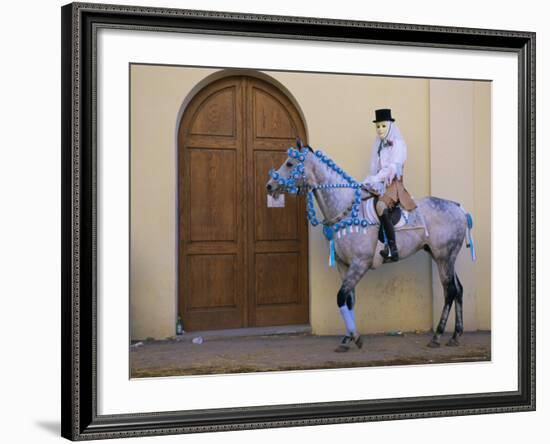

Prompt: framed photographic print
[61,2,535,440]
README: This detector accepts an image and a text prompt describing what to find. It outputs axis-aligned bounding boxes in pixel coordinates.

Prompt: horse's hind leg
[447,275,464,346]
[428,260,459,348]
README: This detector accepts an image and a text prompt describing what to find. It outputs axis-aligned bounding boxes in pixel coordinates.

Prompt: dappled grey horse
[265,142,476,351]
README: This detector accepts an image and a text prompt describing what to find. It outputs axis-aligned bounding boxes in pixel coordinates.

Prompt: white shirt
[368,138,407,186]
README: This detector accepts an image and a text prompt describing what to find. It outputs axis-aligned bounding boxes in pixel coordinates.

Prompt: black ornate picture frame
[61,2,535,440]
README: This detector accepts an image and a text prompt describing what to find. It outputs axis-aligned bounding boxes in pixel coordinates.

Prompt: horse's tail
[460,206,476,262]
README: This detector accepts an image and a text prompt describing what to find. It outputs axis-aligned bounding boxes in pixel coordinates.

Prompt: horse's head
[266,140,312,197]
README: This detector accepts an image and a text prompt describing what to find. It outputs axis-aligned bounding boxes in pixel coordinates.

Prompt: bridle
[268,146,378,237]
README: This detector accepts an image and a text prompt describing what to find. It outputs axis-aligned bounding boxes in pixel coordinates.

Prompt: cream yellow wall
[429,80,492,332]
[130,64,490,340]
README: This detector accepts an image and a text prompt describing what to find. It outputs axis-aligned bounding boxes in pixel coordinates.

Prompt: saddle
[360,197,405,241]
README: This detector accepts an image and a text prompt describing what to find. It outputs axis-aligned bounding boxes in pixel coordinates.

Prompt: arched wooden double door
[178,75,309,331]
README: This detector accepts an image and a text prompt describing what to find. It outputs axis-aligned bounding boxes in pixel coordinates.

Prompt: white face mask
[375,121,390,140]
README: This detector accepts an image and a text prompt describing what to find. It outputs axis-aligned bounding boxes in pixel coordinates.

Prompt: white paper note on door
[267,194,285,208]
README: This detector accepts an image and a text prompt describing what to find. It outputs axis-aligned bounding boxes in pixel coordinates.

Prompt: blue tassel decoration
[469,234,477,262]
[323,225,336,267]
[466,212,473,229]
[329,239,336,267]
[466,213,476,262]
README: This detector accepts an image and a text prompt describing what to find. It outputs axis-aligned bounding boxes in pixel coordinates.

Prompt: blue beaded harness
[268,146,378,267]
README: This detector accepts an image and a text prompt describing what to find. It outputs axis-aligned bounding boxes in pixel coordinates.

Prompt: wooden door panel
[190,87,236,137]
[189,149,237,242]
[187,254,237,309]
[184,134,238,149]
[254,150,299,241]
[255,253,299,306]
[250,138,297,151]
[252,88,296,139]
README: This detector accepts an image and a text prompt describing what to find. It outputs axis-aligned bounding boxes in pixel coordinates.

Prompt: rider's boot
[380,209,399,263]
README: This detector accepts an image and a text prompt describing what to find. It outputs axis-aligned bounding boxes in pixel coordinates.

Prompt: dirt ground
[130,331,491,378]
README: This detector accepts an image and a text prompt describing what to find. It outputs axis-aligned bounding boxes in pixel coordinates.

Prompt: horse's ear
[296,138,303,149]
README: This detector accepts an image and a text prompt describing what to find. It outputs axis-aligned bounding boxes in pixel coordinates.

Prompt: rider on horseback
[363,109,417,263]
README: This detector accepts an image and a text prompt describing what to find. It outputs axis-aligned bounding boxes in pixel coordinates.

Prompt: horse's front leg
[336,257,356,336]
[335,259,357,339]
[334,258,369,352]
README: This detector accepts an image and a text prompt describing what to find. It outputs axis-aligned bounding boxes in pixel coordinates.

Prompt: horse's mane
[306,145,359,183]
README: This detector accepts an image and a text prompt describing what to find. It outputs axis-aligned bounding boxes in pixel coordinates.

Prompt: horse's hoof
[335,335,355,352]
[427,340,440,348]
[334,344,350,353]
[354,334,363,349]
[446,338,460,347]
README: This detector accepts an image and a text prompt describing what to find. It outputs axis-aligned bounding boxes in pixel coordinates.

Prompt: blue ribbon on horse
[466,213,477,262]
[323,225,336,267]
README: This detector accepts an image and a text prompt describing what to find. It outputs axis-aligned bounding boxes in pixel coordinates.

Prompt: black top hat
[372,108,395,123]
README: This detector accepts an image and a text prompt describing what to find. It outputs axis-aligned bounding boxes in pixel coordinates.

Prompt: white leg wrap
[339,306,356,335]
